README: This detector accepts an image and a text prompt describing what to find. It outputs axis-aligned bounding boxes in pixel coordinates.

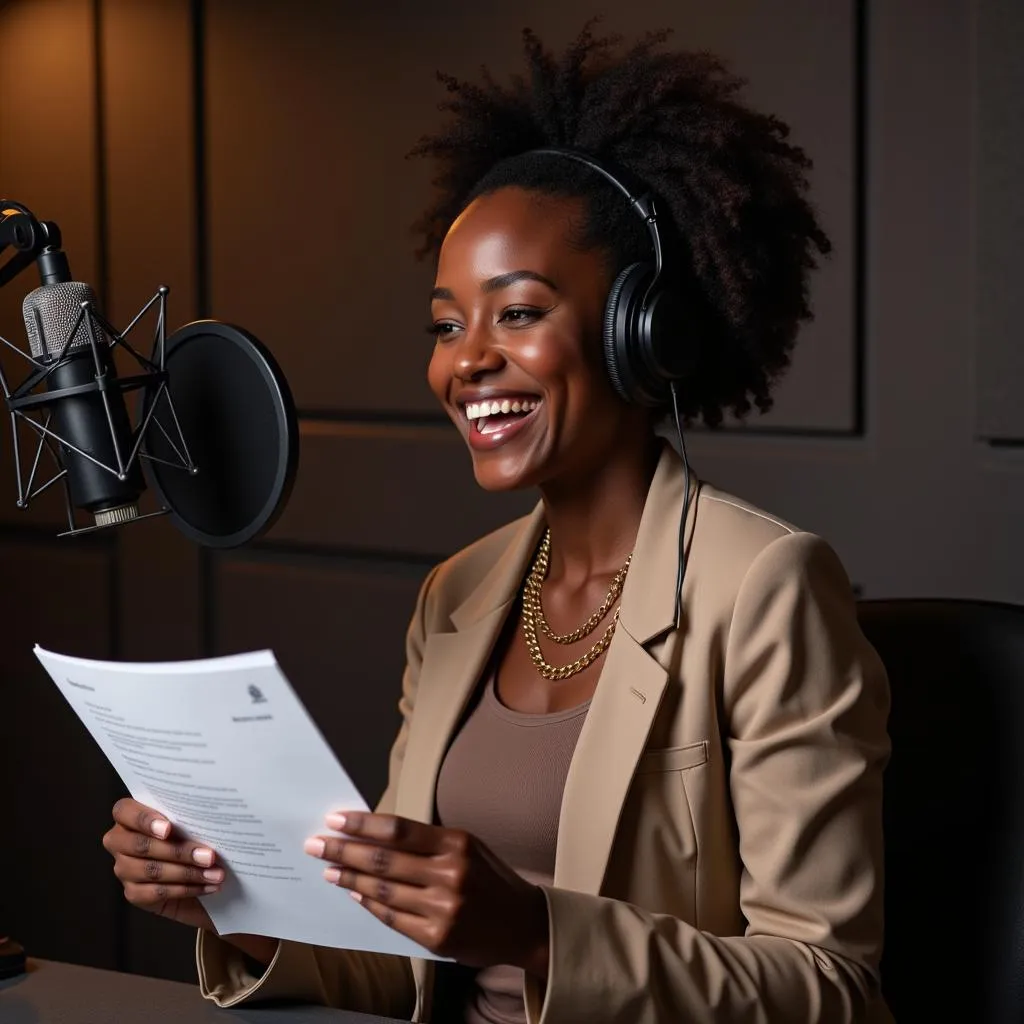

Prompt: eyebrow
[430,269,559,302]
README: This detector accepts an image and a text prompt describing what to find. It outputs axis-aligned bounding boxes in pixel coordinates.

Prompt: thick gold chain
[520,529,632,681]
[525,529,632,644]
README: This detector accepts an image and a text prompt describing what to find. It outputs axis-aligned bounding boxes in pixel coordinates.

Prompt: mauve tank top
[434,674,591,1024]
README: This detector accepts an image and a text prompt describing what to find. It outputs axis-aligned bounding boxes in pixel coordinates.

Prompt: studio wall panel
[214,553,430,805]
[102,0,197,335]
[974,0,1024,442]
[205,0,859,432]
[0,539,121,970]
[267,420,536,557]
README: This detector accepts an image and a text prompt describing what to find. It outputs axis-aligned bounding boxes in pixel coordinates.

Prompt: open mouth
[465,397,541,436]
[458,395,543,450]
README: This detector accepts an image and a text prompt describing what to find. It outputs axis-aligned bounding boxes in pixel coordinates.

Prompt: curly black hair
[408,23,831,427]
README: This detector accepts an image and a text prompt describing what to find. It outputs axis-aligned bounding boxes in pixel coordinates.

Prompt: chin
[469,455,542,493]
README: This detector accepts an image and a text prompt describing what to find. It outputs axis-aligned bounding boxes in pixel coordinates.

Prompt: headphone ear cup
[603,262,669,406]
[603,263,645,404]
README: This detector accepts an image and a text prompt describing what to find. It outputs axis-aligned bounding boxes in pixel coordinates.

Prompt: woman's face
[427,186,645,492]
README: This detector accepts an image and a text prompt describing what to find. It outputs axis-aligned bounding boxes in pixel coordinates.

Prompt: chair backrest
[858,599,1024,1024]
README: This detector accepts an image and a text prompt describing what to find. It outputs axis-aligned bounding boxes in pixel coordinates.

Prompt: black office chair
[858,599,1024,1024]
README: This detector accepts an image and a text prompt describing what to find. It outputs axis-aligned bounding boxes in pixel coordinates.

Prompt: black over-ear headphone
[525,147,693,408]
[522,147,695,630]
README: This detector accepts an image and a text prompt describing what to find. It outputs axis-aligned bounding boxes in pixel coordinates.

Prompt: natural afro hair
[409,22,831,427]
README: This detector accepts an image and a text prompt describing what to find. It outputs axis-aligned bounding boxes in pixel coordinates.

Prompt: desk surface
[0,959,407,1023]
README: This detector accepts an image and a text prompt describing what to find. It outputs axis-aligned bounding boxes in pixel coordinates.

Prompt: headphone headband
[523,147,665,296]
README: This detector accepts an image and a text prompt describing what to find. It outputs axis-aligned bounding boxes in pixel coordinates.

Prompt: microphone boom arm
[0,203,61,291]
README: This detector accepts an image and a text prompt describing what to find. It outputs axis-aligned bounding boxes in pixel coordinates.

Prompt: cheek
[426,345,449,403]
[517,325,594,386]
[528,329,612,416]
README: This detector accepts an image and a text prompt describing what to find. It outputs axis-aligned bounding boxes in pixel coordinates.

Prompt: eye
[426,321,461,341]
[499,306,547,327]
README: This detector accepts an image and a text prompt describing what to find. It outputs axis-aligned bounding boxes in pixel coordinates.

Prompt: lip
[465,401,542,452]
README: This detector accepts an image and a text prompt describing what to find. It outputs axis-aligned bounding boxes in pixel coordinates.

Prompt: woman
[102,25,892,1023]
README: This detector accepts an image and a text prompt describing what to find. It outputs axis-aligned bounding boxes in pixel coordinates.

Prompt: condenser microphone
[21,262,145,528]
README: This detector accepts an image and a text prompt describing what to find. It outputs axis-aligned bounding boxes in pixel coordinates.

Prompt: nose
[452,321,504,382]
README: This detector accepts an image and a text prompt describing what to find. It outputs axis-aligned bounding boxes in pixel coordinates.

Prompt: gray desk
[0,959,407,1023]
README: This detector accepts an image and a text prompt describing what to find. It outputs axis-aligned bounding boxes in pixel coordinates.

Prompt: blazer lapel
[395,614,510,824]
[553,625,668,894]
[554,443,699,894]
[395,507,546,825]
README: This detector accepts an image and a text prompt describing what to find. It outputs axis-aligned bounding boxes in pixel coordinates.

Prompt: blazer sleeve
[196,563,442,1017]
[524,531,892,1024]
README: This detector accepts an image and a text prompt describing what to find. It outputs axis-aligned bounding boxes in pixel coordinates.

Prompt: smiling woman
[102,21,892,1024]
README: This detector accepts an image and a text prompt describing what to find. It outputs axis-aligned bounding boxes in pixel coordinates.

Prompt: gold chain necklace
[527,529,632,644]
[521,529,632,681]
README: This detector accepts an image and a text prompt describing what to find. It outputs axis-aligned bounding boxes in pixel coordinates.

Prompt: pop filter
[141,321,298,548]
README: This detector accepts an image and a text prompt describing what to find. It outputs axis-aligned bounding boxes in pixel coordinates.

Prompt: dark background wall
[0,0,1020,984]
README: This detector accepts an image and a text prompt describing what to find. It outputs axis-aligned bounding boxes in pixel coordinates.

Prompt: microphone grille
[22,281,109,360]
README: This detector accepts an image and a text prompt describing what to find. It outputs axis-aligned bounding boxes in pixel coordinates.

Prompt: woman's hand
[102,798,222,930]
[305,812,550,978]
[102,799,279,967]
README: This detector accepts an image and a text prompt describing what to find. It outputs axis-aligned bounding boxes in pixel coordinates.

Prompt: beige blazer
[198,442,893,1023]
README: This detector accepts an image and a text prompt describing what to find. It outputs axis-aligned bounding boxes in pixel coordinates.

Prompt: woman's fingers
[111,798,173,839]
[305,835,448,889]
[121,880,218,907]
[321,864,436,916]
[103,813,216,868]
[113,853,224,887]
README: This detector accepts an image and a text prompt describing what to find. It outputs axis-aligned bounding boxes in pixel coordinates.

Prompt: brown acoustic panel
[974,0,1024,442]
[214,553,431,807]
[0,0,99,525]
[267,420,537,557]
[101,0,198,341]
[0,538,121,970]
[205,0,856,431]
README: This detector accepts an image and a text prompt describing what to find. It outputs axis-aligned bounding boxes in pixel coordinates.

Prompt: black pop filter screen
[142,322,298,548]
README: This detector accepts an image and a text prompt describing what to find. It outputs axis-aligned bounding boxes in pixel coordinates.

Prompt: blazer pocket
[636,740,708,774]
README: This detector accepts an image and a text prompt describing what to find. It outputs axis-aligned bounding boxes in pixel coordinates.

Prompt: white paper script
[35,646,445,961]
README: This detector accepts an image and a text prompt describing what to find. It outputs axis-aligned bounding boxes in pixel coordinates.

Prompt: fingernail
[325,813,347,831]
[349,890,363,903]
[151,820,170,839]
[304,837,326,857]
[192,848,214,867]
[323,867,341,884]
[202,868,224,883]
[203,885,219,894]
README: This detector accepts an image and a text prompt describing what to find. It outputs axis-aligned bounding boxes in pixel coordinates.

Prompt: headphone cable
[668,381,691,630]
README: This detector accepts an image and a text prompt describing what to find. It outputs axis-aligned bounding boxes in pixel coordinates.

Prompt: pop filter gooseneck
[141,321,299,548]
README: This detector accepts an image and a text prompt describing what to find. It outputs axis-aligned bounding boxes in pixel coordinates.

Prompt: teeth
[465,398,540,420]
